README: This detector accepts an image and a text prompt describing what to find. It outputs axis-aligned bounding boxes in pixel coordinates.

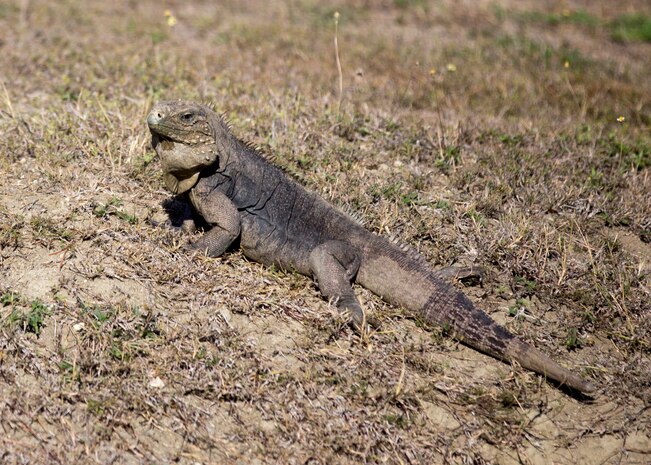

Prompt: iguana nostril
[147,111,163,127]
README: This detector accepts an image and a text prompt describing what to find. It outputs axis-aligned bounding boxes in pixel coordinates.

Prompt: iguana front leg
[309,241,368,330]
[188,188,241,257]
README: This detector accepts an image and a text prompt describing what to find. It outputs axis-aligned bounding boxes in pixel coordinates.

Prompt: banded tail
[355,239,595,394]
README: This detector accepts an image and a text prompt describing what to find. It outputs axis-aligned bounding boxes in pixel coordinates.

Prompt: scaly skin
[147,100,596,394]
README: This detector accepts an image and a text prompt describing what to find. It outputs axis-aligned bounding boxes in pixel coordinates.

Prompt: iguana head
[147,100,219,194]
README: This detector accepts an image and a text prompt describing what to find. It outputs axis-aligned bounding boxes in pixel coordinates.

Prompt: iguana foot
[159,198,197,233]
[150,218,193,235]
[335,296,375,333]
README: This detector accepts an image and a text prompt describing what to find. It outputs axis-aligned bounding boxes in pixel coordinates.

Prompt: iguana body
[147,100,595,394]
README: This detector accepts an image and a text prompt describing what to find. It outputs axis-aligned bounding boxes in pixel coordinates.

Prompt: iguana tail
[355,239,595,394]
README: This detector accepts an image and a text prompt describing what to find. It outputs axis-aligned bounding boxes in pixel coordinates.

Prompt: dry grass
[1,0,650,464]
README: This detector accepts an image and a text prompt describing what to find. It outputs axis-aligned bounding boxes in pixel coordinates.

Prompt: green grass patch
[394,0,428,10]
[565,327,583,350]
[93,197,138,224]
[435,145,461,173]
[508,298,530,319]
[2,290,19,307]
[30,216,72,242]
[79,299,115,327]
[611,13,651,43]
[521,9,599,28]
[369,181,421,206]
[604,137,651,172]
[503,8,651,44]
[9,299,52,336]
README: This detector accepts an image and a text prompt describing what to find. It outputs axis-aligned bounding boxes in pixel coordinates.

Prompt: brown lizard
[147,100,595,394]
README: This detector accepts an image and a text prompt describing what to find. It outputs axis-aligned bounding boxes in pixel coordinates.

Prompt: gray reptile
[147,100,595,394]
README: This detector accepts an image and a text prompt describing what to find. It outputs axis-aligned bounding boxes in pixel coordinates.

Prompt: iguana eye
[180,112,196,123]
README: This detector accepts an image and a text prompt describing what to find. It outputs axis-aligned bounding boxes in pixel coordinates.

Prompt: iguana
[147,100,595,394]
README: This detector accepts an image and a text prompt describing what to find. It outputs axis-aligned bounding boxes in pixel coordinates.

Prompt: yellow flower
[446,63,457,72]
[334,11,340,20]
[617,116,625,123]
[429,68,437,76]
[563,60,570,68]
[165,10,177,27]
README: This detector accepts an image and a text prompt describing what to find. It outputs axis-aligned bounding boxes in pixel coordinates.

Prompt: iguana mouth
[150,123,195,145]
[151,132,175,149]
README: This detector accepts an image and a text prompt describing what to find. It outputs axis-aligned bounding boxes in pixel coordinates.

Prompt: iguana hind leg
[309,241,368,330]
